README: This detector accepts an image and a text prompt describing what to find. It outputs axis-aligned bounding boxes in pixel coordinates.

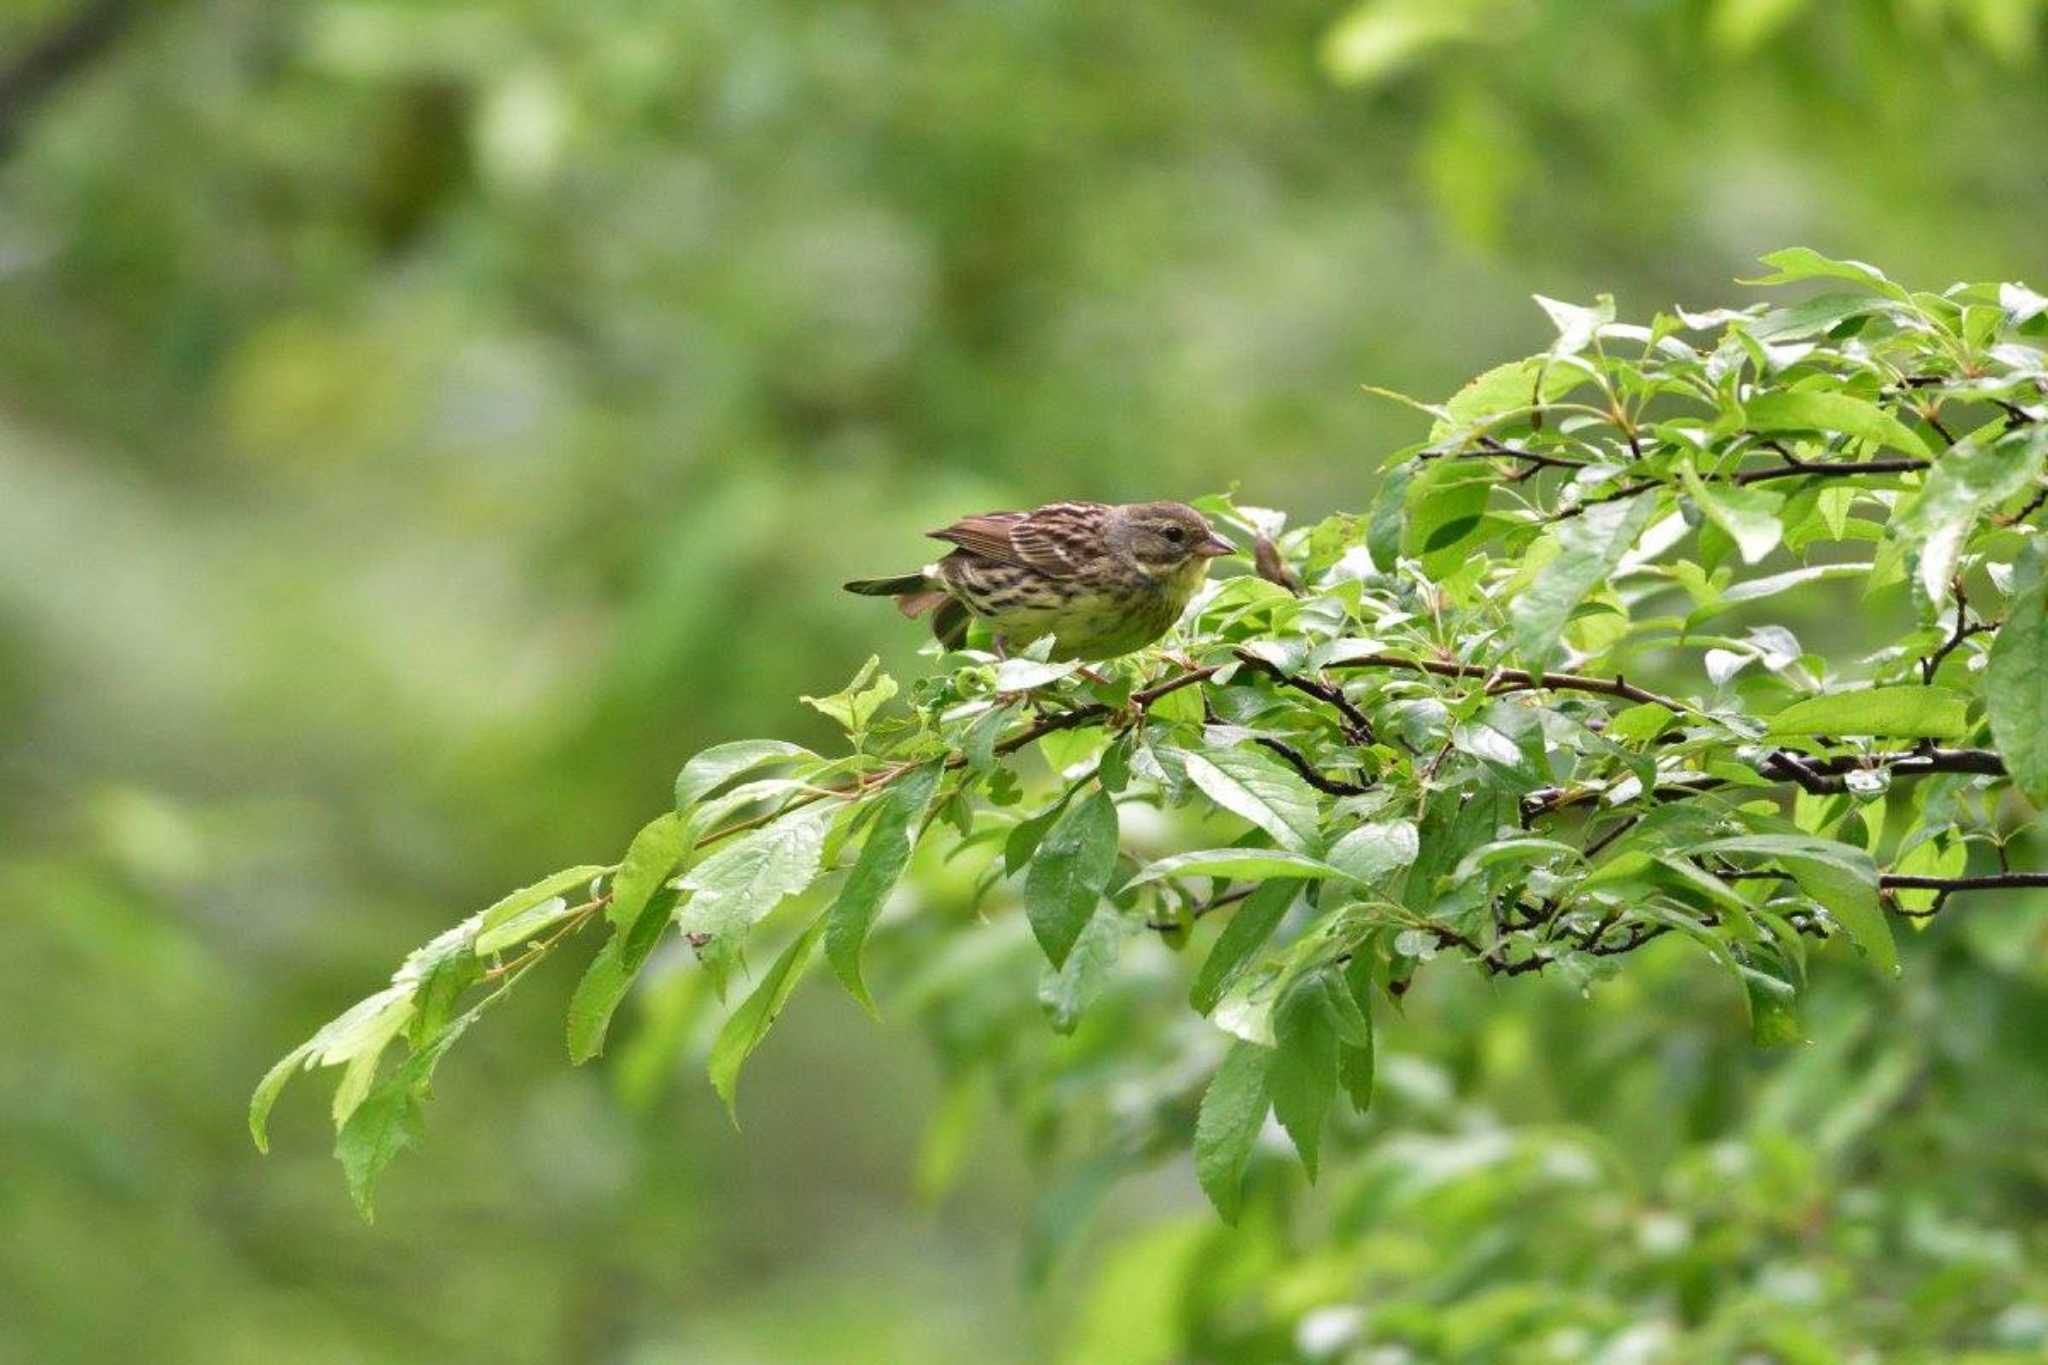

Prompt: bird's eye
[1162,526,1186,544]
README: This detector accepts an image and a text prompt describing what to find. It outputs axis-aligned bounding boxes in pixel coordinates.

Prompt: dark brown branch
[1254,736,1372,796]
[1882,872,2048,892]
[1921,583,1996,683]
[1546,447,1931,522]
[1523,746,2009,822]
[1731,457,1928,486]
[1329,653,1687,711]
[1235,650,1377,744]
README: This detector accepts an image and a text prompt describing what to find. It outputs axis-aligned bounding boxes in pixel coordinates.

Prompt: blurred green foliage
[5,1,2048,1361]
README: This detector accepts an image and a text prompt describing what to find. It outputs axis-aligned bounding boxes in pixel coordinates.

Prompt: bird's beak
[1196,532,1235,559]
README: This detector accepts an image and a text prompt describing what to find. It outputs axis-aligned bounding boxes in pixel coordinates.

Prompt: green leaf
[1897,428,2048,602]
[676,803,835,960]
[1765,685,1970,740]
[335,1073,425,1222]
[1179,744,1321,854]
[608,811,688,930]
[1746,291,1901,342]
[800,655,899,737]
[1129,848,1354,887]
[1742,390,1931,458]
[675,739,818,812]
[825,763,943,1013]
[1324,819,1419,884]
[1427,355,1587,441]
[334,998,488,1220]
[1366,458,1416,570]
[249,1042,315,1153]
[1510,493,1656,670]
[473,894,582,956]
[1269,975,1339,1181]
[1336,951,1376,1113]
[1190,878,1299,1015]
[708,910,829,1123]
[1039,907,1127,1035]
[1745,968,1806,1047]
[994,657,1084,691]
[1680,462,1784,564]
[1194,1039,1272,1224]
[1691,834,1895,976]
[1606,702,1676,745]
[566,888,680,1063]
[475,865,607,944]
[1533,293,1614,359]
[1742,247,1910,302]
[1986,545,2048,807]
[1402,461,1493,577]
[1023,787,1120,968]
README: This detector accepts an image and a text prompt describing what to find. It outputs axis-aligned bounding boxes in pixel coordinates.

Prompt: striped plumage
[845,500,1234,661]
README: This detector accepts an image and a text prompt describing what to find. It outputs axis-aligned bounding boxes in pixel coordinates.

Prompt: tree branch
[1254,736,1372,796]
[1329,652,1688,711]
[1235,650,1377,744]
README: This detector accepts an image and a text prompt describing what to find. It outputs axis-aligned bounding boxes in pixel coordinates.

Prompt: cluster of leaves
[255,251,2048,1225]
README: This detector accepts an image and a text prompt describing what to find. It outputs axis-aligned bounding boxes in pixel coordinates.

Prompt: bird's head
[1107,501,1236,578]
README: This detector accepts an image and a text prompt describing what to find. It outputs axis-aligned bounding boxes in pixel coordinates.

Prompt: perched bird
[845,500,1235,661]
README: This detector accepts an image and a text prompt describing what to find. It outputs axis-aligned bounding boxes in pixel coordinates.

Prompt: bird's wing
[929,502,1108,579]
[928,510,1028,564]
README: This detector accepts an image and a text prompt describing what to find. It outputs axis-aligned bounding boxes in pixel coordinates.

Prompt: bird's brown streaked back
[845,499,1234,661]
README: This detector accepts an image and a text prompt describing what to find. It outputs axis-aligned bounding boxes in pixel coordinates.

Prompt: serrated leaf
[1766,685,1969,740]
[608,812,688,930]
[1269,975,1339,1181]
[1742,248,1909,302]
[1742,390,1931,458]
[335,1000,488,1221]
[1401,461,1493,577]
[1336,951,1375,1113]
[1129,848,1354,887]
[1897,428,2048,602]
[566,887,680,1063]
[1194,1039,1272,1224]
[1533,293,1614,359]
[1039,907,1127,1035]
[1680,462,1784,564]
[1023,787,1120,968]
[475,865,607,943]
[473,895,581,956]
[676,803,834,956]
[675,739,819,812]
[801,655,898,736]
[825,762,943,1013]
[994,657,1084,691]
[1986,544,2048,807]
[1427,356,1586,442]
[1691,834,1894,976]
[1324,818,1419,884]
[1511,493,1656,670]
[1180,744,1321,854]
[249,1042,315,1153]
[1189,878,1298,1015]
[708,910,829,1123]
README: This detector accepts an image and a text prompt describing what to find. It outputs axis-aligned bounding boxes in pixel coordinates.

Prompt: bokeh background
[6,2,2048,1361]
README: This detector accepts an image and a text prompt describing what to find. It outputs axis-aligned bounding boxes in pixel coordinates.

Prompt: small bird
[845,500,1235,661]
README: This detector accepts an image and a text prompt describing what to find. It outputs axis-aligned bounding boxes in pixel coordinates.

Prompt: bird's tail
[844,571,957,625]
[842,572,930,598]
